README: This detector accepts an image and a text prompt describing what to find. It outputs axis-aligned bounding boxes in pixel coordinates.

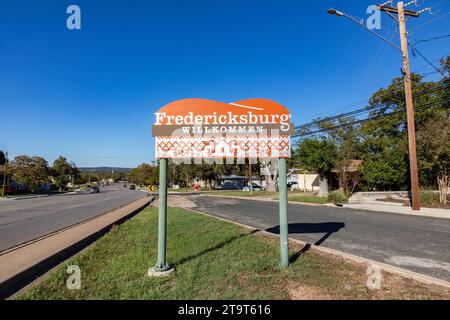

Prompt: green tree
[293,138,337,196]
[416,93,449,203]
[317,117,363,194]
[0,151,5,166]
[51,156,73,191]
[128,163,158,186]
[359,69,448,191]
[10,155,49,191]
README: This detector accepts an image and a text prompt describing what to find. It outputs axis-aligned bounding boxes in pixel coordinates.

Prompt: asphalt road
[0,184,146,252]
[191,196,450,282]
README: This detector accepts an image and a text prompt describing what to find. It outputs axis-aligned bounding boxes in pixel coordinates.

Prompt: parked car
[90,186,100,193]
[243,183,264,192]
[287,182,299,190]
[2,186,17,193]
[221,181,240,190]
[129,184,136,190]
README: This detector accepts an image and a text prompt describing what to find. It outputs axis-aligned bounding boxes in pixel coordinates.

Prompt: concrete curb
[182,206,450,289]
[0,196,154,299]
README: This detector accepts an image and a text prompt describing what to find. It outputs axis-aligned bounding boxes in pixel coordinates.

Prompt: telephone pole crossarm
[378,5,420,17]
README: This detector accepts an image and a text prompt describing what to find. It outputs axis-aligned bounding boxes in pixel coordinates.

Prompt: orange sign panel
[153,98,292,159]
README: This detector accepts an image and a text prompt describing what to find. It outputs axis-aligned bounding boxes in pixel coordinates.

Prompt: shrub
[420,191,439,206]
[328,189,348,203]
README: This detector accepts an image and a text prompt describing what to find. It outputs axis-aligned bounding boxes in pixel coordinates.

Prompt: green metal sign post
[155,158,170,271]
[278,157,289,268]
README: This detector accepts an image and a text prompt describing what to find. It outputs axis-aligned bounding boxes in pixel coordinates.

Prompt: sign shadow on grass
[265,222,345,263]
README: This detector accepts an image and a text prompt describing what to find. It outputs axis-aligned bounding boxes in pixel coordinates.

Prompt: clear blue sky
[1,0,449,167]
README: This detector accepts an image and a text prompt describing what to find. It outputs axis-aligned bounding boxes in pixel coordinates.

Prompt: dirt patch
[151,195,198,208]
[309,250,450,299]
[287,283,334,300]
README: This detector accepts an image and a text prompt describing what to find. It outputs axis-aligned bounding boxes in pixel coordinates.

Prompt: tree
[260,158,278,192]
[128,163,158,186]
[317,117,363,194]
[416,111,449,204]
[0,151,5,166]
[293,138,337,196]
[359,70,446,191]
[51,156,73,191]
[10,155,49,191]
[195,163,218,189]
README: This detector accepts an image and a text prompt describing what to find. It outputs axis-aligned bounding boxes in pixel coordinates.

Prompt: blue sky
[1,0,449,167]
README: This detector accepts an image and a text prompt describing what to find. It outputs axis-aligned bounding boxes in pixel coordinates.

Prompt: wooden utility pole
[2,152,8,198]
[378,1,429,210]
[397,1,420,210]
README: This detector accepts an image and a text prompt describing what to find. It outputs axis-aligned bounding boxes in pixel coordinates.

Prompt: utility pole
[378,1,430,210]
[327,1,431,211]
[2,152,8,198]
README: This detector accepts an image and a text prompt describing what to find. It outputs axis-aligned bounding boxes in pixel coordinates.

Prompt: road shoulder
[0,196,152,299]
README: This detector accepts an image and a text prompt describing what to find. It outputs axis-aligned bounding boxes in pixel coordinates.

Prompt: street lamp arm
[328,8,402,52]
[342,13,402,52]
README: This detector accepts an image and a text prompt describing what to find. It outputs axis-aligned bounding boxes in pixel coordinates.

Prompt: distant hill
[79,167,132,173]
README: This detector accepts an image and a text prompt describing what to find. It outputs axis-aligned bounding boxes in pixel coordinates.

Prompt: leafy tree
[359,68,448,191]
[317,117,363,194]
[416,108,449,204]
[10,155,49,191]
[194,163,218,189]
[51,156,73,191]
[293,138,337,196]
[361,149,408,191]
[128,163,158,186]
[0,151,5,166]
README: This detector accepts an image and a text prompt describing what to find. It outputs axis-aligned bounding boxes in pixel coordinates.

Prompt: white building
[288,169,320,192]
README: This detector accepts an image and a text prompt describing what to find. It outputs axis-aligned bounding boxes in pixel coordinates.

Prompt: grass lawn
[287,196,329,204]
[18,207,450,300]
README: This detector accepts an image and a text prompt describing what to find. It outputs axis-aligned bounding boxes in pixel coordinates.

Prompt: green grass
[287,196,329,204]
[18,207,450,300]
[420,191,441,206]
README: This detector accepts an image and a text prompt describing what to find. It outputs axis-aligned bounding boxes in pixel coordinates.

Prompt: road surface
[0,184,146,252]
[190,195,450,282]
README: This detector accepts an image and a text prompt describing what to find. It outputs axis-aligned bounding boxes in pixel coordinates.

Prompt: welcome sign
[152,98,293,159]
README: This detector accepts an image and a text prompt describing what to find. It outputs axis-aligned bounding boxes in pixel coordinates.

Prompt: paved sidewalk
[0,196,151,298]
[343,201,450,220]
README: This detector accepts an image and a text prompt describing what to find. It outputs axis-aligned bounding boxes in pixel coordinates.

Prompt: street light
[326,8,402,51]
[327,8,344,16]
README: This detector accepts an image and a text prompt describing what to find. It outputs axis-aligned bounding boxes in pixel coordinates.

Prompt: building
[288,169,320,192]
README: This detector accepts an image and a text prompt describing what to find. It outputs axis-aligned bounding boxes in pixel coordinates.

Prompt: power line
[412,53,449,72]
[294,98,449,137]
[409,10,450,33]
[295,83,450,130]
[307,52,449,122]
[411,47,448,77]
[413,33,450,45]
